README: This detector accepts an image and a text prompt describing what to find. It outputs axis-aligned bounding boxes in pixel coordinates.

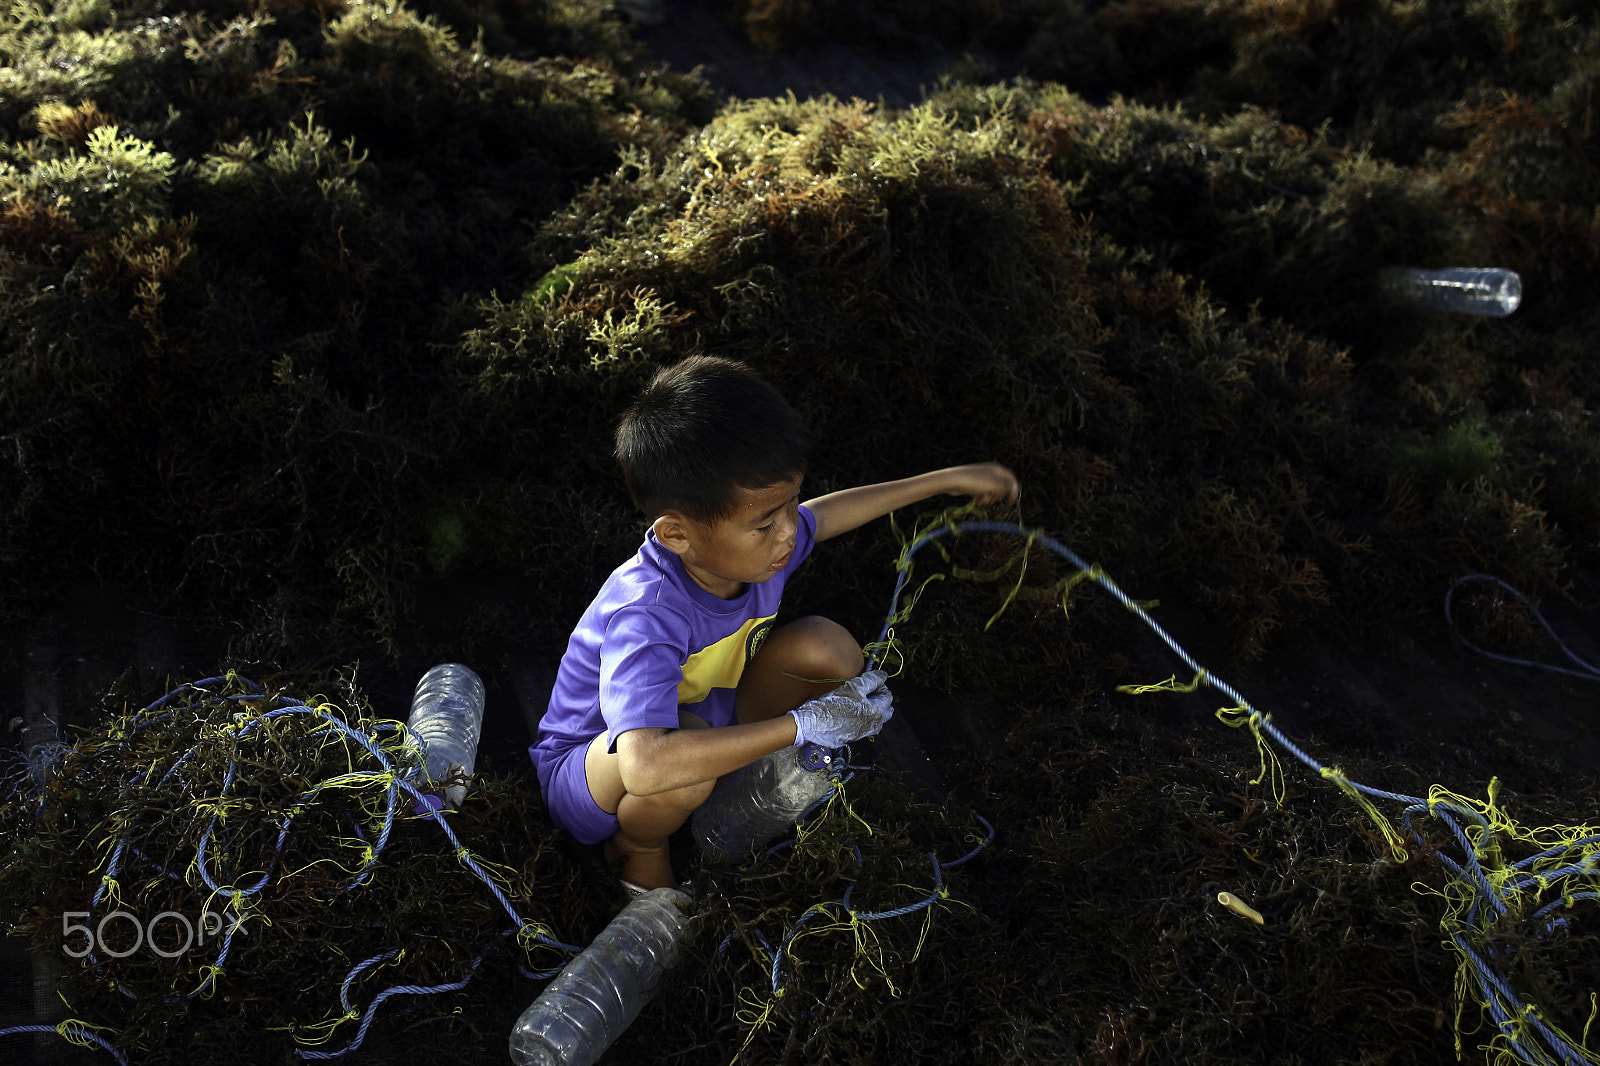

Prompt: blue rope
[295,942,494,1061]
[339,949,401,1013]
[755,811,996,1000]
[0,1022,129,1065]
[1446,574,1600,683]
[939,813,994,869]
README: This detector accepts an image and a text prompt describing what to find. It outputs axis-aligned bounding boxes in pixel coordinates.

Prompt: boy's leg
[584,711,714,890]
[584,617,863,889]
[736,615,865,724]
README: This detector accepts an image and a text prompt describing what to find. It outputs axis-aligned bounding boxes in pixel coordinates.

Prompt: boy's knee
[779,615,865,682]
[738,615,864,723]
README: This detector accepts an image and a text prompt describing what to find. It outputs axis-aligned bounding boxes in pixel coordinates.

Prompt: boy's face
[654,473,803,599]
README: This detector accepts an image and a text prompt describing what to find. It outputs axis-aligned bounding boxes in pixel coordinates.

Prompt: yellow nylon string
[57,1018,116,1050]
[860,631,905,677]
[189,964,225,999]
[907,888,947,965]
[731,986,784,1063]
[796,779,871,846]
[1320,766,1409,862]
[1057,565,1102,620]
[876,517,1600,1066]
[776,902,843,972]
[516,921,567,958]
[843,911,898,995]
[462,853,521,891]
[947,555,1025,585]
[975,527,1036,630]
[1419,775,1600,1064]
[287,1007,362,1046]
[1116,670,1208,696]
[898,571,947,623]
[1214,704,1286,807]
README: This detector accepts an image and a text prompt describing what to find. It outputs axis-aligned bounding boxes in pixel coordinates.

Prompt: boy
[532,356,1018,890]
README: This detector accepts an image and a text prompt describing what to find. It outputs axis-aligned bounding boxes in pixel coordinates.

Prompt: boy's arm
[616,716,797,797]
[805,462,1019,543]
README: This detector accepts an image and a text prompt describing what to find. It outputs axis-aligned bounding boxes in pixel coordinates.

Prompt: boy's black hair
[616,355,808,524]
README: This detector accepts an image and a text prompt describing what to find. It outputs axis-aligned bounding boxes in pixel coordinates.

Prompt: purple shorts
[539,741,620,846]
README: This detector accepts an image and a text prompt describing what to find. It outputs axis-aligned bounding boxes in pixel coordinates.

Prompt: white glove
[788,670,894,749]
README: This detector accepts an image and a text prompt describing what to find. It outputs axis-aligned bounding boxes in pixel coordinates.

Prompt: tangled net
[875,509,1600,1066]
[0,672,581,1063]
[1,670,992,1066]
[627,762,999,1066]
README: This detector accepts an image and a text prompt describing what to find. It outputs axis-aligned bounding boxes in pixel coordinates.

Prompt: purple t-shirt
[530,506,818,794]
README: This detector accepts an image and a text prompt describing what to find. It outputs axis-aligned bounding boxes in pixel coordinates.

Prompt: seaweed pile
[0,0,714,667]
[3,0,1596,669]
[4,0,1600,1064]
[469,76,1595,674]
[0,672,593,1063]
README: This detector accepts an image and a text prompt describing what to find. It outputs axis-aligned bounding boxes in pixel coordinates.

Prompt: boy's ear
[651,512,694,557]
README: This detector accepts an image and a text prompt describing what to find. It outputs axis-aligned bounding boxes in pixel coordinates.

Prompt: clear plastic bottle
[1379,266,1522,316]
[691,742,837,864]
[508,887,692,1066]
[405,663,485,809]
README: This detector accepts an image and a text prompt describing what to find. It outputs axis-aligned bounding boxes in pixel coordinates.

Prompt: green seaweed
[4,1,1600,1063]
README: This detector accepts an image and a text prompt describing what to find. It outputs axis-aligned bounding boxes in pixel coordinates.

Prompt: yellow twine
[1117,670,1208,696]
[933,524,1107,629]
[898,570,947,623]
[1427,778,1600,860]
[1213,704,1286,807]
[98,874,125,910]
[907,888,946,964]
[860,632,905,677]
[285,946,406,1044]
[91,828,125,868]
[56,1018,115,1050]
[867,518,1600,1066]
[777,901,900,996]
[284,1008,362,1046]
[984,528,1037,631]
[462,852,522,892]
[842,909,898,994]
[189,964,225,999]
[881,503,989,638]
[1056,565,1105,620]
[948,556,1024,585]
[516,922,568,957]
[796,778,872,846]
[1415,775,1600,1064]
[1320,766,1408,862]
[730,986,784,1063]
[281,852,365,881]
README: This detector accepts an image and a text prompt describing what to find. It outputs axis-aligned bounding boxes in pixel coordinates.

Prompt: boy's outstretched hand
[807,461,1020,542]
[789,670,895,748]
[942,462,1020,506]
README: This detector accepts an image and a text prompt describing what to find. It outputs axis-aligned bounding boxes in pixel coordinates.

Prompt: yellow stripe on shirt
[677,616,771,706]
